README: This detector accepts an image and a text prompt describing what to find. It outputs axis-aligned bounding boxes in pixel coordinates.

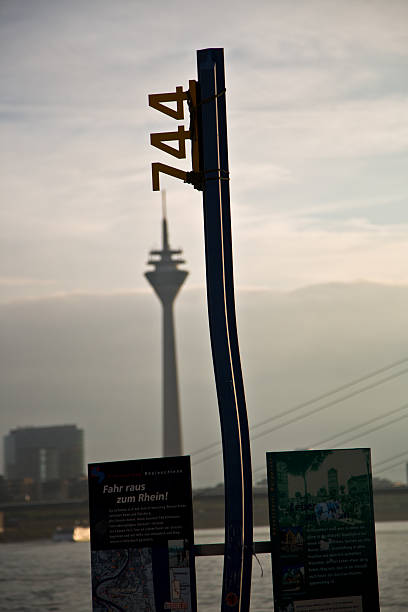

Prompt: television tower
[145,192,188,457]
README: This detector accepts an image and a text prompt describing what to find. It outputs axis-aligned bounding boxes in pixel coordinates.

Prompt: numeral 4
[150,126,191,159]
[148,86,188,120]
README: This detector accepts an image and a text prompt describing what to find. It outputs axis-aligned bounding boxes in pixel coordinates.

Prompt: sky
[1,0,408,487]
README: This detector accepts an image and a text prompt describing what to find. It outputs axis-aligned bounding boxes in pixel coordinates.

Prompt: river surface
[0,523,407,611]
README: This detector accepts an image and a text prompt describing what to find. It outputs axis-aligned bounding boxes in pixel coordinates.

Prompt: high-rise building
[276,461,289,504]
[328,467,339,497]
[145,193,188,457]
[4,424,84,483]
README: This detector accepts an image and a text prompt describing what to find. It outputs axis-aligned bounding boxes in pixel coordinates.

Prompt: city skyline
[1,1,408,487]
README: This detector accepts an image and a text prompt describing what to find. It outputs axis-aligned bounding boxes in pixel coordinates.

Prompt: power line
[250,367,408,444]
[308,402,408,449]
[190,356,408,459]
[325,412,408,449]
[375,459,408,476]
[374,450,408,469]
[250,402,408,478]
[251,356,408,432]
[192,366,408,468]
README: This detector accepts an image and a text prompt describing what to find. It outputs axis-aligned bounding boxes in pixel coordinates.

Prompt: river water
[0,523,407,611]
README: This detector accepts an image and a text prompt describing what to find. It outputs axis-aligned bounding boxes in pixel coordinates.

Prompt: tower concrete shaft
[145,194,188,457]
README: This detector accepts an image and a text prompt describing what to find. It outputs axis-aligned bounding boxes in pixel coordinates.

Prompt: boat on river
[52,525,90,542]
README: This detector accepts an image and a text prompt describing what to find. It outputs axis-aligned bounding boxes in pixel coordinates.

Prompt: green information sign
[266,449,380,612]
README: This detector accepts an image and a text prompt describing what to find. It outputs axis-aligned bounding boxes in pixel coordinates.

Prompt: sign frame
[267,448,380,612]
[88,456,197,612]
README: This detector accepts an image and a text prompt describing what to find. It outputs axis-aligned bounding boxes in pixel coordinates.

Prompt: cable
[324,412,408,449]
[190,356,408,459]
[251,367,408,444]
[192,366,408,467]
[375,459,408,476]
[373,449,408,469]
[250,402,408,479]
[251,356,408,433]
[308,402,408,449]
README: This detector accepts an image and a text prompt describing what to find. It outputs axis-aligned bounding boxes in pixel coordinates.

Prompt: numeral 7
[151,163,187,192]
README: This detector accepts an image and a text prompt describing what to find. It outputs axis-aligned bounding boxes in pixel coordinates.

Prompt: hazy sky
[1,0,408,486]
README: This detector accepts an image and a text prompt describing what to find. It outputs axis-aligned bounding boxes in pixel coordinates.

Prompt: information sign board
[266,449,380,611]
[88,456,197,611]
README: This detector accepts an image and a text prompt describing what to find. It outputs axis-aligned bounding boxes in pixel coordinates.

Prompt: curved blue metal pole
[196,48,253,612]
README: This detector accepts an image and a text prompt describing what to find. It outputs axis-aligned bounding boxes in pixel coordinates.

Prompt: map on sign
[91,548,155,611]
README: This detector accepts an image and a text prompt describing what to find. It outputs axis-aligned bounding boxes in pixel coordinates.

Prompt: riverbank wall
[0,488,407,542]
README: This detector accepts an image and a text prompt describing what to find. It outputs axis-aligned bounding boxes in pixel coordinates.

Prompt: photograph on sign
[266,449,380,611]
[88,456,196,611]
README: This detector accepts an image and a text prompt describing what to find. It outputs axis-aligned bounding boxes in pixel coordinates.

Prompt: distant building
[4,425,84,484]
[276,462,289,504]
[328,468,339,497]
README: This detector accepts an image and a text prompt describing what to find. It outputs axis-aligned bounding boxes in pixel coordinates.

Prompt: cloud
[1,0,407,303]
[0,277,55,287]
[231,97,408,165]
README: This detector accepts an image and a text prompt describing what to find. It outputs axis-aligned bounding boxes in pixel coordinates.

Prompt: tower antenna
[161,189,167,220]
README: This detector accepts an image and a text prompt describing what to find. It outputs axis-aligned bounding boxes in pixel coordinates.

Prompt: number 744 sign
[148,80,201,191]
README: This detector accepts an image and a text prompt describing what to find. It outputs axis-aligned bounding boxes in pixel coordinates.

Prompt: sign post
[148,48,253,611]
[196,48,253,612]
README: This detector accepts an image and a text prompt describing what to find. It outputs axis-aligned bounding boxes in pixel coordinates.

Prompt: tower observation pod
[145,191,188,457]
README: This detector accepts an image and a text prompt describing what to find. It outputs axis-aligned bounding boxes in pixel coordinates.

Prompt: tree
[281,450,333,503]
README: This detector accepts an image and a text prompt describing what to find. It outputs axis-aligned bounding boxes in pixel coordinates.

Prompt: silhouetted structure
[145,193,188,456]
[4,425,84,482]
